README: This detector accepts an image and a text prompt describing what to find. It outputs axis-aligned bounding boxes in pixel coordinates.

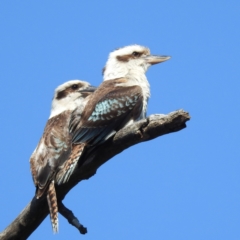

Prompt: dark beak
[79,85,97,93]
[145,55,171,65]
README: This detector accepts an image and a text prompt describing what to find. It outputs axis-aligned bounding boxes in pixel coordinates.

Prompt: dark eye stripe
[116,51,144,62]
[132,51,141,57]
[56,83,83,100]
[71,84,78,90]
[56,90,67,100]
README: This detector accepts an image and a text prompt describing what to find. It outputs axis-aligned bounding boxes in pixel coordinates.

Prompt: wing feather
[70,79,143,145]
[30,111,71,197]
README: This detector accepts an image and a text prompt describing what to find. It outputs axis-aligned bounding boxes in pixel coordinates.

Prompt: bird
[30,80,96,233]
[62,44,170,178]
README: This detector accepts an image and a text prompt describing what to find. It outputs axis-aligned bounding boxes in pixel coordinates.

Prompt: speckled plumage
[69,45,170,167]
[71,78,143,146]
[30,80,95,233]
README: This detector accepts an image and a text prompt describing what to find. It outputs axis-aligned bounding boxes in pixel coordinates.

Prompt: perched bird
[63,45,170,175]
[30,80,96,233]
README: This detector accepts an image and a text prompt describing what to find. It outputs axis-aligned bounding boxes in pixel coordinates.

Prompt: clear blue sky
[0,1,239,239]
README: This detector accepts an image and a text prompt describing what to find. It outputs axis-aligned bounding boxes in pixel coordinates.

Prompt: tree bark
[0,110,190,240]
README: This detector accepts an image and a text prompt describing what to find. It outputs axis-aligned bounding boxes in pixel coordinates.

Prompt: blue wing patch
[88,95,139,122]
[72,89,142,145]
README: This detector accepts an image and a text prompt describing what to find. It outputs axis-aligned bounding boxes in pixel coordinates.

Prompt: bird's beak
[145,55,171,65]
[79,85,97,93]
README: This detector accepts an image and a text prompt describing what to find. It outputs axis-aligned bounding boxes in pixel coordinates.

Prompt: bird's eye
[132,51,140,57]
[71,84,78,90]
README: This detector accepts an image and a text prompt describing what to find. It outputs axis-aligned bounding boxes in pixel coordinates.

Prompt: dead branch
[0,110,190,240]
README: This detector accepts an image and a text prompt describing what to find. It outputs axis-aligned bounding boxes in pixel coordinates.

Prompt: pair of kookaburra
[30,45,170,233]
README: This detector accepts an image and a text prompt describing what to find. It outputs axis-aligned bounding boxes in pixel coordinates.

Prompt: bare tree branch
[58,202,87,234]
[0,110,190,240]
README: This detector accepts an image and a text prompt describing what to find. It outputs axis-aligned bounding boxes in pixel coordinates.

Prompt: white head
[103,44,170,81]
[50,80,96,118]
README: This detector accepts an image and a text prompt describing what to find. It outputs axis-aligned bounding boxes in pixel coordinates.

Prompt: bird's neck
[49,97,84,119]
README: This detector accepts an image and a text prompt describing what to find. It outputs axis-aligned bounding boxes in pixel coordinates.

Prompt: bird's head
[103,45,170,81]
[50,80,96,118]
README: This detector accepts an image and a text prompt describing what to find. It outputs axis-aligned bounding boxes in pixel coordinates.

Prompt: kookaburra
[30,80,96,233]
[64,45,170,178]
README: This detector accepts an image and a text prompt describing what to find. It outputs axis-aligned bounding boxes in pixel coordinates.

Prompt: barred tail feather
[47,180,59,233]
[56,143,85,185]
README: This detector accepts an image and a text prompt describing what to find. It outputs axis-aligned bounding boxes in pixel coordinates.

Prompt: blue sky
[0,1,239,239]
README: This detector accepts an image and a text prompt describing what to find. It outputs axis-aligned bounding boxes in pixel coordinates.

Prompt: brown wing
[30,111,72,197]
[70,78,143,145]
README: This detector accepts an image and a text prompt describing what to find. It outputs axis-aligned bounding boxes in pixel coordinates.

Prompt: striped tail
[47,180,58,233]
[56,143,85,185]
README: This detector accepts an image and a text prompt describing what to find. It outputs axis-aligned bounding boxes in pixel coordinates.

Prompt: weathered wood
[0,110,190,239]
